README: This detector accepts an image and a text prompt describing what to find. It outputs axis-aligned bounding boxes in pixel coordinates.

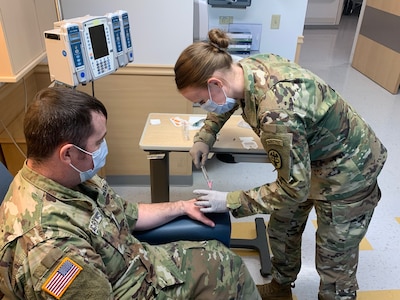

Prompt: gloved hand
[189,142,210,169]
[193,189,228,213]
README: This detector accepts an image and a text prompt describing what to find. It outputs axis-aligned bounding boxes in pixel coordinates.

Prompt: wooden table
[139,113,268,202]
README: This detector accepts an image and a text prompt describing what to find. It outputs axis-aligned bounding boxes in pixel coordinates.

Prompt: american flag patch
[42,257,82,299]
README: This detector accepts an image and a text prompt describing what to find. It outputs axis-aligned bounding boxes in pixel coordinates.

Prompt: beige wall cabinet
[0,0,57,82]
[0,69,49,175]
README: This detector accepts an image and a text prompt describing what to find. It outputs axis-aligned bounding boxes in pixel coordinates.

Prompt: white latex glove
[193,189,228,213]
[189,142,210,169]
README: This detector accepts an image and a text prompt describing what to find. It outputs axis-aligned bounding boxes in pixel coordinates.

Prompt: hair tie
[210,42,226,53]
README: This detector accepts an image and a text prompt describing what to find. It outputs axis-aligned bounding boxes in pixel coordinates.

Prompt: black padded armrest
[134,212,231,247]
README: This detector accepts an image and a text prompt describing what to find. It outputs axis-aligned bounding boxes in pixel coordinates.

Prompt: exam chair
[0,162,271,276]
[0,161,13,201]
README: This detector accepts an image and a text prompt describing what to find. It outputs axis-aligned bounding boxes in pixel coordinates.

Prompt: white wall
[208,0,308,61]
[60,0,307,65]
[60,0,193,65]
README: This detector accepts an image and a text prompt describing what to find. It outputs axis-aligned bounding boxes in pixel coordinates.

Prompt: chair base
[230,217,272,277]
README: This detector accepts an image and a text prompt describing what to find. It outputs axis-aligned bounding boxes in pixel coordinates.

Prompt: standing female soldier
[174,29,387,300]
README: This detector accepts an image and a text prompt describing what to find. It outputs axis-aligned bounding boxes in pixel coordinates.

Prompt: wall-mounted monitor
[207,0,251,9]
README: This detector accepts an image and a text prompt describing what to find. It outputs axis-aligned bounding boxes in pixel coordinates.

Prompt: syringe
[200,165,213,190]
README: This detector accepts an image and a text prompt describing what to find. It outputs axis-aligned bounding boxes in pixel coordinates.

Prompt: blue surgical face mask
[70,139,108,182]
[201,85,237,114]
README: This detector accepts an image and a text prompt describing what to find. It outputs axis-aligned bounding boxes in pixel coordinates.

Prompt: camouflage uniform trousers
[155,239,261,300]
[267,182,381,300]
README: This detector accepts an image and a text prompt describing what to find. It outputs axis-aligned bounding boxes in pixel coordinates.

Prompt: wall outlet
[219,16,233,24]
[271,14,281,29]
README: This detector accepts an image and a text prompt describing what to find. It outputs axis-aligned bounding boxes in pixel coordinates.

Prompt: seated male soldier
[0,87,261,299]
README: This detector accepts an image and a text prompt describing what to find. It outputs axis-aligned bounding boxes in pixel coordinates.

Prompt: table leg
[148,151,170,202]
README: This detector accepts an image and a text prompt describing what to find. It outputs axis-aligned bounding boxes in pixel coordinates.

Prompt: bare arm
[135,199,215,231]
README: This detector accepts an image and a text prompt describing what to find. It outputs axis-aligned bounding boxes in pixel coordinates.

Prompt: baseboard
[304,25,340,29]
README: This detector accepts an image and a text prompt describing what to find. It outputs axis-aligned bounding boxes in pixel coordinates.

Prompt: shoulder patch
[42,257,82,299]
[261,130,293,181]
[268,149,282,169]
[89,207,104,235]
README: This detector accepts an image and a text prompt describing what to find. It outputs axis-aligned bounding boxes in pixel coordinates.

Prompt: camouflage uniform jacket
[0,163,186,299]
[194,53,387,217]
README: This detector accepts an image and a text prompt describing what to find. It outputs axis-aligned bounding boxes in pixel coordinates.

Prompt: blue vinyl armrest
[134,212,231,248]
[0,162,13,203]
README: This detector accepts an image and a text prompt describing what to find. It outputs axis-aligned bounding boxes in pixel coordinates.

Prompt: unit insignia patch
[268,149,282,169]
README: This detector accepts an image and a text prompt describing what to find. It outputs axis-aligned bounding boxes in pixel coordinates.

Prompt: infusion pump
[106,11,134,68]
[44,10,134,87]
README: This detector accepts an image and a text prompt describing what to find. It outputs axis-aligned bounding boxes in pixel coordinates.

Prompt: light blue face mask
[70,139,108,182]
[201,85,237,114]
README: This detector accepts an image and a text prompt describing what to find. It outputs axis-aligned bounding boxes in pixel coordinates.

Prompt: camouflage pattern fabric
[0,163,260,299]
[193,53,387,298]
[268,182,380,299]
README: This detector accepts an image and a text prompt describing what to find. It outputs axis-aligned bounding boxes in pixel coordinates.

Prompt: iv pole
[54,0,63,21]
[48,0,64,89]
